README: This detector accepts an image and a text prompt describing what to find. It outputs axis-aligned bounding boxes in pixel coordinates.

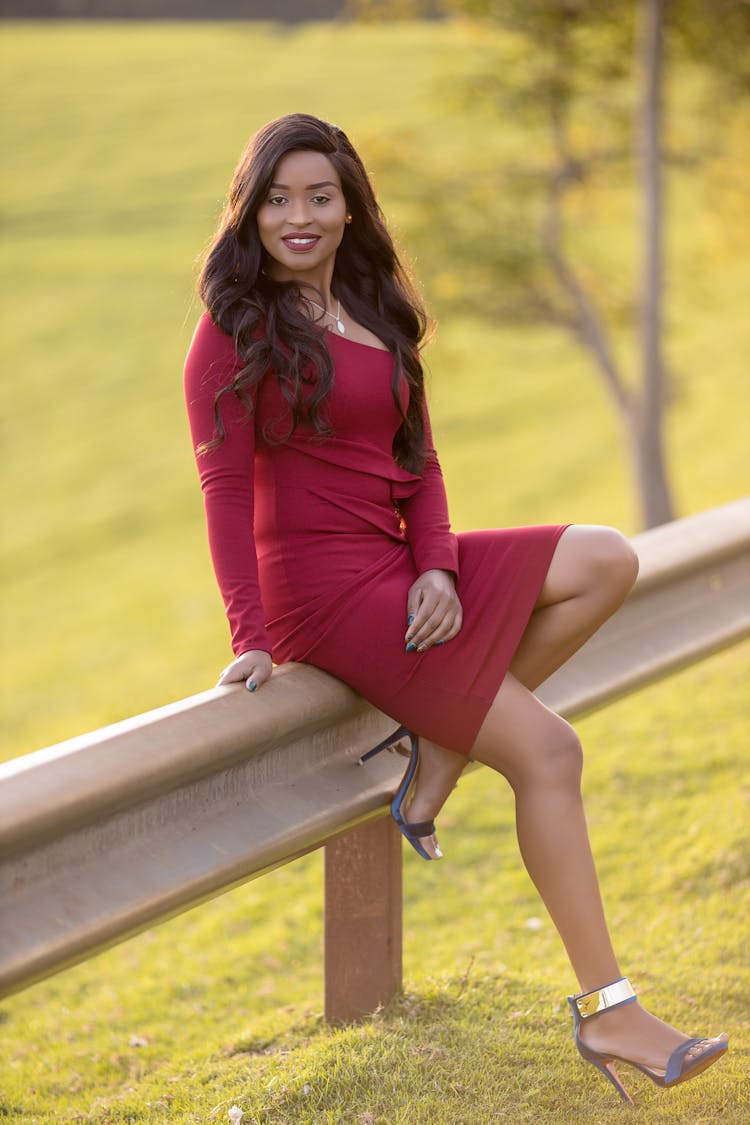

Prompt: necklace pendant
[336,319,346,334]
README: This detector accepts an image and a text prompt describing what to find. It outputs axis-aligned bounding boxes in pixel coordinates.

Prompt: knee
[518,718,583,791]
[588,526,639,600]
[545,719,583,787]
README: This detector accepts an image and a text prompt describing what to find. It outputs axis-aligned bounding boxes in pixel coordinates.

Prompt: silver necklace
[306,296,345,334]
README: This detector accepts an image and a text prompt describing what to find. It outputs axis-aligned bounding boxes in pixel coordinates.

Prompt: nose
[287,197,312,226]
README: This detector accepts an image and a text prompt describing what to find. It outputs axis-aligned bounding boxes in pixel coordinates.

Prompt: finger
[406,597,443,647]
[217,654,269,688]
[443,618,463,642]
[405,586,424,636]
[217,662,252,686]
[411,601,463,649]
[406,579,444,626]
[244,663,272,693]
[415,612,461,650]
[439,608,463,643]
[408,602,453,648]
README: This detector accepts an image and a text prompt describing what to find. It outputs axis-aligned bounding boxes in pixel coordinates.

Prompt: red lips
[282,233,320,244]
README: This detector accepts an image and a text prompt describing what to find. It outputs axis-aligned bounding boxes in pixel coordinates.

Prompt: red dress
[184,312,567,755]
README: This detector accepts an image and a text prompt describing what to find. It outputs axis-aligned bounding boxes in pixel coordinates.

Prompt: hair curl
[197,112,431,472]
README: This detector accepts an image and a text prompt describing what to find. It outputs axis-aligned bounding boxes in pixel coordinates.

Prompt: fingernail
[417,644,428,652]
[435,639,446,646]
[408,614,414,624]
[246,680,257,692]
[406,643,416,653]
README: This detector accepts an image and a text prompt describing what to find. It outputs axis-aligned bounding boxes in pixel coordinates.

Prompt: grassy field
[0,19,748,1124]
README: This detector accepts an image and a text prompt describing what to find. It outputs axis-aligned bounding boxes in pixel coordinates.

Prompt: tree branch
[540,98,636,419]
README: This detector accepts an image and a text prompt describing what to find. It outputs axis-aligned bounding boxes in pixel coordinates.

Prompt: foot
[399,738,466,861]
[401,797,443,860]
[579,999,728,1076]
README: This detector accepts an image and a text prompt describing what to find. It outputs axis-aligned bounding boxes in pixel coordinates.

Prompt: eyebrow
[268,181,339,191]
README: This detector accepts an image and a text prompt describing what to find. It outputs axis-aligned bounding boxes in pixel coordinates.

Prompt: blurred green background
[1,18,747,759]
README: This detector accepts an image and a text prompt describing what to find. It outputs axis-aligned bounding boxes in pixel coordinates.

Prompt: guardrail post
[324,817,402,1024]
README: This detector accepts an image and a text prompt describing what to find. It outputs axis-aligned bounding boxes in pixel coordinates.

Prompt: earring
[345,213,352,224]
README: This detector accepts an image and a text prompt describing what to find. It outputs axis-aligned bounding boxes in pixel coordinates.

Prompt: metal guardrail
[1,497,749,1020]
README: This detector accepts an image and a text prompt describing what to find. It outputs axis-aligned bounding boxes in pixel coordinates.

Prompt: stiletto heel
[358,724,411,764]
[568,977,728,1104]
[359,726,439,861]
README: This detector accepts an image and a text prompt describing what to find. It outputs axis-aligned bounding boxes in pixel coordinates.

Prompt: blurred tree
[638,0,672,526]
[350,0,750,528]
[669,0,750,94]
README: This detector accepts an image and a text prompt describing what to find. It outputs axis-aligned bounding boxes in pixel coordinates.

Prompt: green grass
[0,20,748,1123]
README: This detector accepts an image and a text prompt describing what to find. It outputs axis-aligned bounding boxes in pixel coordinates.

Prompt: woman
[184,113,727,1102]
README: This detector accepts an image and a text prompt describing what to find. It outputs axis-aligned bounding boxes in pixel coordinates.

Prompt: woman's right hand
[216,649,273,692]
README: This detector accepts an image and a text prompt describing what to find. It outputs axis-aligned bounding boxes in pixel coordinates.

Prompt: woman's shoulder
[190,308,237,352]
[184,309,244,393]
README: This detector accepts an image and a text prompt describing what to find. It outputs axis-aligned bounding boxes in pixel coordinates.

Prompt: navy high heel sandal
[359,726,440,861]
[568,977,729,1104]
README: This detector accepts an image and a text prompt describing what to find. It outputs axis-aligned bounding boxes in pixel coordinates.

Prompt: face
[256,149,348,283]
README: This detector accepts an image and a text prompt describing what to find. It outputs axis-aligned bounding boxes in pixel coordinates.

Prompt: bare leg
[404,526,724,1069]
[474,674,617,986]
[468,673,725,1070]
[400,738,466,860]
[510,524,639,690]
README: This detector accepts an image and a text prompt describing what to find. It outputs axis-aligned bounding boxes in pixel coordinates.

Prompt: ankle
[572,976,633,1014]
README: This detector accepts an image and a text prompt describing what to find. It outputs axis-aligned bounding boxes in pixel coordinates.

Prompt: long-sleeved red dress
[184,311,567,755]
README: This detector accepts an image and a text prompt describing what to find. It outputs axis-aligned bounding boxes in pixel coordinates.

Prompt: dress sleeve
[399,397,460,579]
[183,312,272,657]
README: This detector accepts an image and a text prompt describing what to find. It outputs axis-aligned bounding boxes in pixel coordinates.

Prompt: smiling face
[256,149,348,285]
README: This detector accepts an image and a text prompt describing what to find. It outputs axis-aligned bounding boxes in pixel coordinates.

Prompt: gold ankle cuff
[574,977,636,1019]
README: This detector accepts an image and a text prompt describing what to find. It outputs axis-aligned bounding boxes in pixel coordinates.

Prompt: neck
[301,285,336,311]
[267,263,336,308]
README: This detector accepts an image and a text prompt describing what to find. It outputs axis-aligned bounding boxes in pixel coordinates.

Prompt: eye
[267,194,287,206]
[311,194,331,205]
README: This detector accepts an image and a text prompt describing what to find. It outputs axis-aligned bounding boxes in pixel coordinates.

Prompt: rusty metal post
[324,817,402,1024]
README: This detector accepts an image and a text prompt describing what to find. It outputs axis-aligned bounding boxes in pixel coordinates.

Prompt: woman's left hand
[405,569,463,652]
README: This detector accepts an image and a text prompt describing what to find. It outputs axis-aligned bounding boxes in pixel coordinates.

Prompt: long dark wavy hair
[198,113,431,472]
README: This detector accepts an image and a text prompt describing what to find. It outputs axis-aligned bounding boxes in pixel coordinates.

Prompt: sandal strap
[402,819,436,839]
[573,976,637,1020]
[664,1037,714,1085]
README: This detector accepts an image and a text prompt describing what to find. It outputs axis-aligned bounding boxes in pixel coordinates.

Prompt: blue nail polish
[247,680,257,692]
[435,639,446,646]
[406,642,416,653]
[408,614,414,624]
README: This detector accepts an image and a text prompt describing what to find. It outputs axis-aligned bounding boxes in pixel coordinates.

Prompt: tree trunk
[539,9,677,531]
[638,0,675,527]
